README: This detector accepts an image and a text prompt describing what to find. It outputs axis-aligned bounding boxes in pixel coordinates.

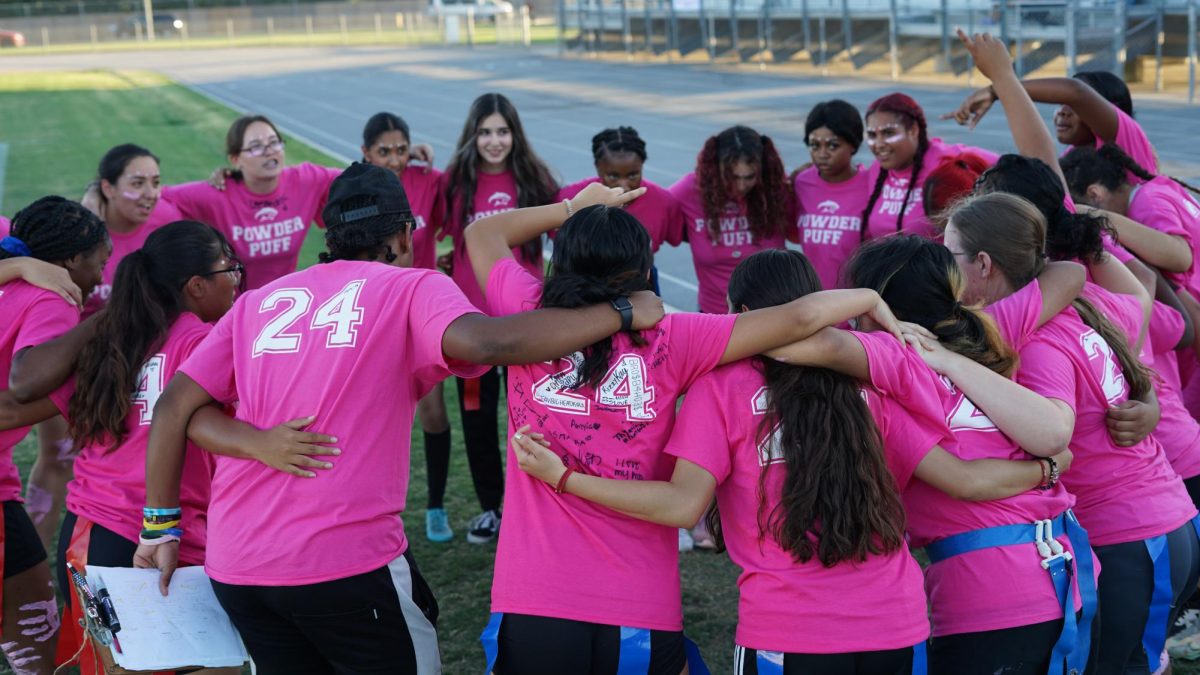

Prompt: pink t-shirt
[180,261,487,585]
[402,165,444,271]
[668,172,794,314]
[0,216,9,238]
[793,166,870,290]
[854,323,1085,637]
[51,313,215,565]
[1016,307,1197,546]
[863,140,999,240]
[84,199,184,316]
[1143,302,1200,480]
[1061,105,1159,183]
[163,163,341,290]
[441,169,544,312]
[486,257,737,630]
[557,178,684,254]
[0,281,79,502]
[1127,176,1200,297]
[665,359,932,653]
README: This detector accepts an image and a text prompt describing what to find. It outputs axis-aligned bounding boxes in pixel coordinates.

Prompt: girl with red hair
[860,93,997,240]
[669,126,796,313]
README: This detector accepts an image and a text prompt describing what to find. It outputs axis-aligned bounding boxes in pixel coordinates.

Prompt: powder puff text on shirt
[232,215,306,257]
[877,179,919,217]
[798,210,861,246]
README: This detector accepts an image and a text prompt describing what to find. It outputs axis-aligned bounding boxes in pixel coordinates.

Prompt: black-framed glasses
[198,263,246,291]
[240,139,285,157]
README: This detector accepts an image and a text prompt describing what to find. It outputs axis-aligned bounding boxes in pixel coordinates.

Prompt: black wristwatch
[610,296,633,332]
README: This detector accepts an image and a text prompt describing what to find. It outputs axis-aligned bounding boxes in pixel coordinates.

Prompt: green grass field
[6,68,1200,675]
[0,69,740,675]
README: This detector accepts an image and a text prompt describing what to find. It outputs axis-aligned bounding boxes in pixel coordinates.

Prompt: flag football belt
[925,510,1096,675]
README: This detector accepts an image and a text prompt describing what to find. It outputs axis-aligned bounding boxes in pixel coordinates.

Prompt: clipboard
[65,565,207,675]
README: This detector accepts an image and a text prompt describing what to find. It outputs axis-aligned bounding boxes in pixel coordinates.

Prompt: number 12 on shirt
[252,280,366,357]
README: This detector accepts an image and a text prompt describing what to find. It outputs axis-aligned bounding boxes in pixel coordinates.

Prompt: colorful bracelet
[142,518,181,532]
[143,506,182,518]
[139,528,182,547]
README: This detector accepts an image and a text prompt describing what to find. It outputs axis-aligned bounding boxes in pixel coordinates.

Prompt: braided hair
[542,205,652,389]
[591,126,647,164]
[1061,144,1200,200]
[0,196,108,262]
[320,194,410,264]
[694,125,790,242]
[977,154,1113,264]
[861,93,931,240]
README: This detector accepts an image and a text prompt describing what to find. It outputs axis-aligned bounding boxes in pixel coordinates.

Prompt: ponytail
[540,206,652,389]
[1072,297,1154,401]
[69,221,229,450]
[847,234,1018,376]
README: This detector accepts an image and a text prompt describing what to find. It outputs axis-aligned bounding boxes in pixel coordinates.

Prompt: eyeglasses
[198,263,245,291]
[240,139,285,157]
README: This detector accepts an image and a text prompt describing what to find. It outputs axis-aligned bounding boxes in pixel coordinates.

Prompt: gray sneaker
[467,509,501,544]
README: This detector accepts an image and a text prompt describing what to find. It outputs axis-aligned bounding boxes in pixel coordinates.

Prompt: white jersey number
[533,353,656,421]
[751,387,784,466]
[940,376,999,432]
[252,281,367,357]
[310,281,365,348]
[533,353,591,415]
[1080,329,1127,404]
[597,355,656,421]
[132,354,166,426]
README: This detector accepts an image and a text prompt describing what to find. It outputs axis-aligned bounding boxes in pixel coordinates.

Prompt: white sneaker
[678,528,694,552]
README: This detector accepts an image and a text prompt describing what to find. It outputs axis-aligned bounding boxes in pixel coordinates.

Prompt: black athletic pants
[493,613,686,675]
[931,615,1098,675]
[734,644,915,674]
[3,500,46,579]
[1087,522,1200,674]
[454,366,504,512]
[211,550,440,675]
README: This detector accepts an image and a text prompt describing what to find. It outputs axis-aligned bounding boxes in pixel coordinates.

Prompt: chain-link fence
[555,0,1200,101]
[0,0,552,48]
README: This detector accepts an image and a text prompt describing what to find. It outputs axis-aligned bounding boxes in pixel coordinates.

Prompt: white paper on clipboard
[86,565,248,670]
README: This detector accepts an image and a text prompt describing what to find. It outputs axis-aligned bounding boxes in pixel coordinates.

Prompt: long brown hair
[847,234,1018,377]
[69,221,232,450]
[949,192,1153,398]
[723,249,907,566]
[694,126,790,243]
[443,93,557,265]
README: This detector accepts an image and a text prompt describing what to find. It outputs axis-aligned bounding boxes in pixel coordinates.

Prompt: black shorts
[3,499,47,579]
[210,550,439,675]
[55,510,141,604]
[491,612,687,675]
[733,644,917,675]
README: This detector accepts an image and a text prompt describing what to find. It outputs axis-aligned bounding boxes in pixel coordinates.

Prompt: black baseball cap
[322,162,414,230]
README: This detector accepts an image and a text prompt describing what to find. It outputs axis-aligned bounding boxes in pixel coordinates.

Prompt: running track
[6,46,1200,310]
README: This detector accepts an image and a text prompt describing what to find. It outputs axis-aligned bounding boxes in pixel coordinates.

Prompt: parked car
[113,13,185,38]
[0,29,25,47]
[428,0,515,20]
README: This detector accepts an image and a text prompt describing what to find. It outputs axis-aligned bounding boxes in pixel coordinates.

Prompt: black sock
[424,429,451,509]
